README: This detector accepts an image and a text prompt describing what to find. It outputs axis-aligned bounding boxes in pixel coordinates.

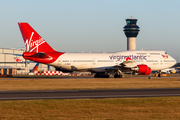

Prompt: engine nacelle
[137,64,148,73]
[131,64,151,75]
[141,67,151,75]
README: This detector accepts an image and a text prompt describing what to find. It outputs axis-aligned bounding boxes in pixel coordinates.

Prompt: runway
[1,88,180,100]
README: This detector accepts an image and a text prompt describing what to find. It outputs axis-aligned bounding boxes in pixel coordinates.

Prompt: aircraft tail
[32,63,39,73]
[18,22,56,53]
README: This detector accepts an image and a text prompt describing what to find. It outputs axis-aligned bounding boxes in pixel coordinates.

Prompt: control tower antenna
[123,17,140,50]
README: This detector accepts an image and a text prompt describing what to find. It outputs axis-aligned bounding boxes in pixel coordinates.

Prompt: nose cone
[169,55,177,66]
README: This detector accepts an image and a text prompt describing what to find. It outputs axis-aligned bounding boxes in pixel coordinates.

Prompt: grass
[0,77,180,91]
[1,76,180,119]
[0,97,180,120]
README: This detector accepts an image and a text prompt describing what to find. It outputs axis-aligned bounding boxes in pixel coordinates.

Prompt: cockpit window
[165,52,167,54]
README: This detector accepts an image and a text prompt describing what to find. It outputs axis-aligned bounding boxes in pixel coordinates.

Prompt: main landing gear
[94,70,124,78]
[94,73,109,78]
[114,70,124,78]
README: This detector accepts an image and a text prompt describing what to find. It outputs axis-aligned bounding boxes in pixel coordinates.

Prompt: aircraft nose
[170,55,177,66]
[174,59,177,65]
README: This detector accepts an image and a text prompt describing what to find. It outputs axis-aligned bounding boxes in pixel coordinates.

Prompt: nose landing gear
[158,70,162,77]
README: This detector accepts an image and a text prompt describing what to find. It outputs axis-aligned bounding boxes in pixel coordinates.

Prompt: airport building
[0,48,54,75]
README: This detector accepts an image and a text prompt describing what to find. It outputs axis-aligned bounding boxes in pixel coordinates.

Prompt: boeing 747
[18,23,176,78]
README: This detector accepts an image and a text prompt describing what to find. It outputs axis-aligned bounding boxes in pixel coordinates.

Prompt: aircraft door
[92,58,96,68]
[58,58,61,66]
[160,54,164,65]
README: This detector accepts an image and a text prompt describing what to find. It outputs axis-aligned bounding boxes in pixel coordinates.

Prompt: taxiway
[1,88,180,100]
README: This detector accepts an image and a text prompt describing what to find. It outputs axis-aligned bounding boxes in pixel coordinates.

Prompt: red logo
[125,56,132,61]
[162,54,168,59]
[25,32,45,52]
[14,58,22,62]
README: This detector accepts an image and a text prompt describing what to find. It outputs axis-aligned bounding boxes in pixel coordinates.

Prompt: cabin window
[97,60,114,62]
[63,60,69,62]
[146,60,154,62]
[146,60,158,62]
[73,60,93,62]
[137,53,147,55]
[150,53,160,55]
[135,60,143,62]
[164,60,169,62]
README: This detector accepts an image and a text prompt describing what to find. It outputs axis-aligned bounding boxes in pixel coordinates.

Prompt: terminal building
[0,48,54,75]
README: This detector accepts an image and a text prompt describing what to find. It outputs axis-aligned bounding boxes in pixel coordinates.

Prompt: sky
[0,0,180,61]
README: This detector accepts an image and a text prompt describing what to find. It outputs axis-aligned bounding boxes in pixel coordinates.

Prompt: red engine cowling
[141,67,151,75]
[136,64,151,75]
[137,64,148,73]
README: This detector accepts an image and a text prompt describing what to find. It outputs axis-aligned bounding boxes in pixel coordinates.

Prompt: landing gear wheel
[114,70,124,78]
[114,74,119,78]
[94,74,99,78]
[119,75,123,78]
[94,73,109,78]
[158,70,162,77]
[114,74,123,78]
[158,73,161,77]
[103,75,109,78]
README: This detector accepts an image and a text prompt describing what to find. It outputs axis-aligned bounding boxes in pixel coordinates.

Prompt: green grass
[0,77,180,91]
[0,77,180,119]
[0,97,180,120]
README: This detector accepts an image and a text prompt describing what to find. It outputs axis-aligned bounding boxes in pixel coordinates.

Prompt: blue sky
[0,0,180,61]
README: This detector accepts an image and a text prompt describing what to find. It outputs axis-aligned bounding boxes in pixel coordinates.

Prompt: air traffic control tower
[123,18,140,50]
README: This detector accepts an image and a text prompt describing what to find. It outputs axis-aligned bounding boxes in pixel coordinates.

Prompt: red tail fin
[18,22,55,53]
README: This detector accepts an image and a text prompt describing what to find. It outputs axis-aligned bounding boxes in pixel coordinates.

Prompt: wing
[119,60,137,68]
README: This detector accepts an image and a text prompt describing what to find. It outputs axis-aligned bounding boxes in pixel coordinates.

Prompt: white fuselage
[49,50,176,73]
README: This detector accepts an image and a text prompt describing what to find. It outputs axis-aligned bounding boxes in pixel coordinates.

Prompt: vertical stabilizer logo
[25,32,45,52]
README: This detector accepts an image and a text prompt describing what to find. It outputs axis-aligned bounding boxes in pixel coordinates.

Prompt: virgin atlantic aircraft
[18,22,176,78]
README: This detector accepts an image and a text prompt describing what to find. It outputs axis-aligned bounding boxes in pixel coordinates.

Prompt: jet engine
[131,64,151,75]
[141,66,151,75]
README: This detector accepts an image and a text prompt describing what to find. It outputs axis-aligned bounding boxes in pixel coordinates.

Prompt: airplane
[162,68,177,74]
[18,22,177,78]
[28,63,39,75]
